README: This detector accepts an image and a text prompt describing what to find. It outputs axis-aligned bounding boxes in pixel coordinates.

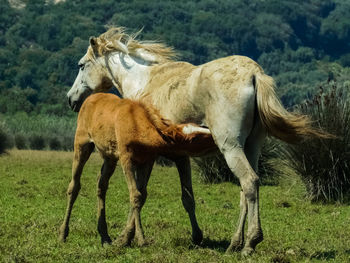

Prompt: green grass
[1,150,350,262]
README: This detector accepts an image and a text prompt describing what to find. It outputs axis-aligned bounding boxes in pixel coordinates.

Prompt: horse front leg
[175,156,203,245]
[59,142,94,242]
[97,158,117,245]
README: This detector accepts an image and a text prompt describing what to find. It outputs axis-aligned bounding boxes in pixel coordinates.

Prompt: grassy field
[1,150,350,262]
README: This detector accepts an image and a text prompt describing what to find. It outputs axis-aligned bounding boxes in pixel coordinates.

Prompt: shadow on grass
[310,250,336,260]
[198,238,230,252]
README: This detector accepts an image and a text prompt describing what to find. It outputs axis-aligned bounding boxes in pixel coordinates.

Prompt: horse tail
[254,72,331,143]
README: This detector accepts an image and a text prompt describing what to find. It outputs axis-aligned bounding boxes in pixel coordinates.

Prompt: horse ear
[89,37,97,47]
[89,37,99,55]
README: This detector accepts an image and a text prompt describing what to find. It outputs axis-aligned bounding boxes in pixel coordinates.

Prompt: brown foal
[59,93,216,246]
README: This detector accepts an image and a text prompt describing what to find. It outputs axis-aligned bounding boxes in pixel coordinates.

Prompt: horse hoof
[114,235,132,248]
[226,243,243,254]
[58,235,67,243]
[226,236,243,253]
[58,226,69,242]
[136,238,147,247]
[241,247,254,257]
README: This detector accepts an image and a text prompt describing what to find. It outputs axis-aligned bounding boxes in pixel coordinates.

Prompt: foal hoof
[192,229,203,245]
[101,237,112,247]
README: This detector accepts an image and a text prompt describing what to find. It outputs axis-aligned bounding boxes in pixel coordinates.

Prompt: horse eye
[79,63,85,70]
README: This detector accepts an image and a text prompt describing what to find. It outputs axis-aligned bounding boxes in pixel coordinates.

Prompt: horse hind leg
[223,146,263,256]
[97,158,117,245]
[227,119,266,253]
[59,142,95,242]
[227,189,247,252]
[206,85,263,255]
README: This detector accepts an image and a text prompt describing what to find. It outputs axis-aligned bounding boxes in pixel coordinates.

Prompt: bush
[61,136,74,151]
[15,134,27,149]
[193,153,239,184]
[49,137,61,151]
[0,122,13,154]
[29,135,46,150]
[258,138,283,186]
[156,156,174,167]
[281,81,350,202]
[193,139,281,185]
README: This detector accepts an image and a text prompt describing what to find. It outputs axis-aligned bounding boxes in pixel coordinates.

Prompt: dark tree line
[0,0,349,115]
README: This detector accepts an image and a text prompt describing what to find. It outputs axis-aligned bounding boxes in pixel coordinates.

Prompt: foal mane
[88,27,177,63]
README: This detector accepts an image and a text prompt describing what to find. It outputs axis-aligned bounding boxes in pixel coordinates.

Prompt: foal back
[77,93,166,161]
[76,93,216,162]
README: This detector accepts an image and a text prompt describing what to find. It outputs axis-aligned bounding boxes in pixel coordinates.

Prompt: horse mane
[137,101,191,144]
[88,27,177,63]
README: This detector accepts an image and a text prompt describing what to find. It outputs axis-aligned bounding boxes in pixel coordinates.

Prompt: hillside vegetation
[1,0,350,116]
[1,0,350,201]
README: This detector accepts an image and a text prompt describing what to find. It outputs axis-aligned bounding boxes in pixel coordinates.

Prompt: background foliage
[1,0,350,201]
[0,0,350,116]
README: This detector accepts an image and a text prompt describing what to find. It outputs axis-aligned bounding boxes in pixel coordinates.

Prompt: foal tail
[139,101,186,142]
[255,72,331,143]
[140,101,214,148]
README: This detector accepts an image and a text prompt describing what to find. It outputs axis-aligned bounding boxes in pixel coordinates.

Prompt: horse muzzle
[67,87,93,112]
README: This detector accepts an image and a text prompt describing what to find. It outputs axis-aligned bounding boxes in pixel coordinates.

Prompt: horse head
[67,27,177,112]
[67,37,114,112]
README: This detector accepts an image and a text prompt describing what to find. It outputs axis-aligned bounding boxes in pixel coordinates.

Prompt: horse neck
[108,52,151,99]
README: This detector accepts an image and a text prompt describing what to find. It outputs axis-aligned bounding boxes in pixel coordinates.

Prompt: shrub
[282,81,350,202]
[258,138,283,186]
[49,137,61,151]
[15,134,27,149]
[156,156,174,167]
[193,139,281,185]
[193,153,239,184]
[0,122,13,154]
[29,135,46,150]
[61,136,74,151]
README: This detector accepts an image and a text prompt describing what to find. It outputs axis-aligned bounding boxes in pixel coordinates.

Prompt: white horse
[66,27,326,255]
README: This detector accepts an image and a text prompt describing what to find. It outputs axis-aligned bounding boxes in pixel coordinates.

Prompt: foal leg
[133,162,153,246]
[118,160,153,247]
[59,142,94,242]
[175,156,203,245]
[97,158,117,245]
